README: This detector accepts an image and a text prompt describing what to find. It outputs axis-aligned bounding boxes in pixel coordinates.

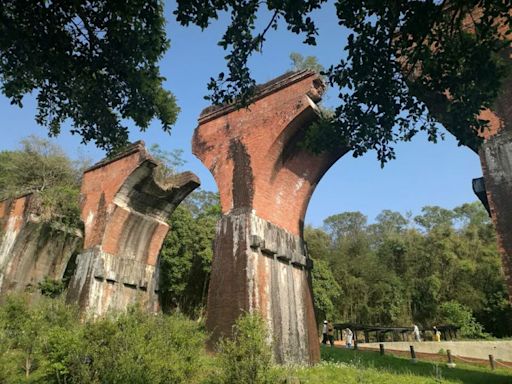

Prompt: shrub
[59,308,209,384]
[0,295,209,384]
[37,277,65,298]
[213,313,277,384]
[437,301,486,338]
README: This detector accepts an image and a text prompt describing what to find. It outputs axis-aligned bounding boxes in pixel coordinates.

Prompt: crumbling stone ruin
[193,70,346,364]
[0,193,82,293]
[66,142,200,316]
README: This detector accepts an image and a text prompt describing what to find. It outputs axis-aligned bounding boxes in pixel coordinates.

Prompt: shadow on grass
[321,346,512,384]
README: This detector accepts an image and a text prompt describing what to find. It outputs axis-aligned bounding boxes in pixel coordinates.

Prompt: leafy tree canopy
[174,0,511,165]
[414,205,455,232]
[0,0,178,153]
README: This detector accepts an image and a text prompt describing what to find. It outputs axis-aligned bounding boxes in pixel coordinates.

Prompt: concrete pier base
[206,210,318,364]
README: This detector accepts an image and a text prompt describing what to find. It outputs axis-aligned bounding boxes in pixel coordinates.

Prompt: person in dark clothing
[327,320,335,347]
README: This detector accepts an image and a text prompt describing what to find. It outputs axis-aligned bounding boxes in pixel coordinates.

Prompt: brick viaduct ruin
[193,64,512,363]
[193,71,345,363]
[0,47,510,367]
[191,16,512,363]
[0,193,82,294]
[66,142,199,315]
[0,142,200,316]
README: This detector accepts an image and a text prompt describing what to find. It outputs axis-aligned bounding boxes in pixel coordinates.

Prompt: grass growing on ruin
[283,345,512,384]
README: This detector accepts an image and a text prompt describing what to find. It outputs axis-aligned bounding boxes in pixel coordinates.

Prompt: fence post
[354,340,358,350]
[446,349,456,368]
[489,355,496,370]
[379,343,385,356]
[410,345,417,363]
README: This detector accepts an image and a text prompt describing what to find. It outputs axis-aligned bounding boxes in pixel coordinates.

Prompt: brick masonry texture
[478,31,512,298]
[194,70,347,237]
[0,193,82,295]
[66,142,200,316]
[418,19,512,299]
[194,70,347,364]
[480,129,512,299]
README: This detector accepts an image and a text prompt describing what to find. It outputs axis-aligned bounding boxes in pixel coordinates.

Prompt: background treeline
[1,137,511,339]
[308,205,512,338]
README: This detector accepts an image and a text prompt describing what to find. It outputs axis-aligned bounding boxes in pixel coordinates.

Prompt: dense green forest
[307,205,512,338]
[1,137,511,339]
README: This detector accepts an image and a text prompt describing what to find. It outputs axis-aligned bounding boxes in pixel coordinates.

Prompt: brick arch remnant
[193,70,347,364]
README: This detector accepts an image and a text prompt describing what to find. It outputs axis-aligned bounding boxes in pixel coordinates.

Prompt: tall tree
[305,226,340,322]
[414,206,455,232]
[323,211,367,242]
[174,1,511,165]
[0,1,178,152]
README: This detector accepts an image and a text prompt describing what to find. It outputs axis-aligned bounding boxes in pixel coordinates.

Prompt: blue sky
[0,2,483,227]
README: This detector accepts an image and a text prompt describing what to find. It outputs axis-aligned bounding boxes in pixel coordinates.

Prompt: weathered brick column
[193,70,347,364]
[66,142,199,316]
[476,39,512,297]
[0,193,81,294]
[480,129,512,299]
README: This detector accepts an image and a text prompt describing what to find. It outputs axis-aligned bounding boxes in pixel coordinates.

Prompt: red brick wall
[0,194,33,233]
[480,131,512,299]
[81,144,147,249]
[194,71,347,236]
[477,20,512,297]
[196,71,338,364]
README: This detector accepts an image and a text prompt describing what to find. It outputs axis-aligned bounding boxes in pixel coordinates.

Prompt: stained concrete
[480,129,512,299]
[67,247,159,315]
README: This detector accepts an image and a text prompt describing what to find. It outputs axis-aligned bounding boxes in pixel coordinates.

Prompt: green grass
[281,346,512,384]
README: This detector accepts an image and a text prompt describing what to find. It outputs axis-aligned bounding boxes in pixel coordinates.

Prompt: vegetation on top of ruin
[0,136,87,228]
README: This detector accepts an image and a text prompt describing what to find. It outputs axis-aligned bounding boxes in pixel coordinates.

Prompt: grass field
[283,346,512,384]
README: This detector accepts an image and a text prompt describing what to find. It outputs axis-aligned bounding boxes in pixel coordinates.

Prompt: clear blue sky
[0,1,483,227]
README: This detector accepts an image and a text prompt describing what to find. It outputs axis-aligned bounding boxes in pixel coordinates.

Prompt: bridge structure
[193,55,512,363]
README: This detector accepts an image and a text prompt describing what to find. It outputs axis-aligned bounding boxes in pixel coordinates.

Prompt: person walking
[433,326,441,342]
[327,320,334,347]
[345,328,353,348]
[322,320,328,344]
[413,324,421,342]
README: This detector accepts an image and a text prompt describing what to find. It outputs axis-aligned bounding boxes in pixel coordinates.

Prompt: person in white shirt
[345,328,353,348]
[322,320,328,344]
[413,324,421,342]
